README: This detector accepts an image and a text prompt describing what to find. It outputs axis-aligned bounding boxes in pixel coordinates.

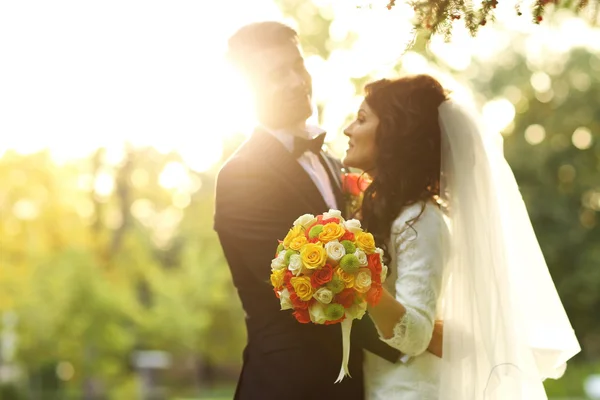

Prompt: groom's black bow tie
[293,133,326,158]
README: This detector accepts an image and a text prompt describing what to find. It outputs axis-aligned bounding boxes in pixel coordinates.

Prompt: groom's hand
[427,320,443,358]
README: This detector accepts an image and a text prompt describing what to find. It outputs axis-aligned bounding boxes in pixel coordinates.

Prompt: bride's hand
[427,320,443,358]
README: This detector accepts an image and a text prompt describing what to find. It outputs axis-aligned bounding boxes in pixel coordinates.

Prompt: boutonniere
[341,170,371,219]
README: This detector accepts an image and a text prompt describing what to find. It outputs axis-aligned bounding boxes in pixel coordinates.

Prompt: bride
[342,74,581,399]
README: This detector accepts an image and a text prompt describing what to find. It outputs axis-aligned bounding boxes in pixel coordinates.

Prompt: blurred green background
[1,0,599,399]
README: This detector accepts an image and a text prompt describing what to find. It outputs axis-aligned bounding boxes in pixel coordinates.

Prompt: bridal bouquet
[269,209,388,382]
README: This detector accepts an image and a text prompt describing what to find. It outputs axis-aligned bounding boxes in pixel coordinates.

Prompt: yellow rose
[291,276,314,301]
[289,235,308,251]
[335,267,355,289]
[300,243,327,270]
[270,268,286,289]
[283,225,304,248]
[355,232,376,254]
[318,222,346,243]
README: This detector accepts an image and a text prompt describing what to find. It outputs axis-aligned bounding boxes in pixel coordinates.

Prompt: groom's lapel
[253,128,329,213]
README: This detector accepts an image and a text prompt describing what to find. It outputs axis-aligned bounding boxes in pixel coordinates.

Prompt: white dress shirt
[263,125,338,210]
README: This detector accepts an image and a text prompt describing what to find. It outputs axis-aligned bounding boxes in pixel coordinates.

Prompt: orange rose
[310,264,334,288]
[335,288,356,308]
[293,308,311,324]
[366,284,383,306]
[342,173,371,196]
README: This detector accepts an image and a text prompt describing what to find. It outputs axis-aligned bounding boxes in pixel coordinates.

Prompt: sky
[0,1,283,171]
[1,0,598,179]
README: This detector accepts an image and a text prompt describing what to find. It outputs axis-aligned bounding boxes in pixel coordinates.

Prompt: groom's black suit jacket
[214,128,400,400]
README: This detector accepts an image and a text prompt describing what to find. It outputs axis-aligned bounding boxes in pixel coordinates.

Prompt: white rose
[288,254,303,276]
[355,268,372,293]
[293,213,317,228]
[380,263,388,283]
[346,301,367,320]
[313,287,334,304]
[354,249,368,267]
[271,251,287,271]
[344,219,363,234]
[279,288,293,310]
[323,209,343,221]
[325,240,346,264]
[308,302,328,324]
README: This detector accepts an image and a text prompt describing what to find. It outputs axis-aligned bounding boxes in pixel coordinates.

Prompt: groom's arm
[357,316,443,363]
[354,313,402,363]
[215,156,286,283]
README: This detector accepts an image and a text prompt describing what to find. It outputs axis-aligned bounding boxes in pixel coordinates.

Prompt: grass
[170,363,600,400]
[173,385,236,400]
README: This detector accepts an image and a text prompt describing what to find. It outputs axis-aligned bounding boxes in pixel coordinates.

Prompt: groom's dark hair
[226,21,299,75]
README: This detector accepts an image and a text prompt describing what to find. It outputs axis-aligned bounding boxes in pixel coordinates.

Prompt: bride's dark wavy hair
[361,75,449,255]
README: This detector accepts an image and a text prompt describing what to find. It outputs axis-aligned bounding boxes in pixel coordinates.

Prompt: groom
[214,22,401,400]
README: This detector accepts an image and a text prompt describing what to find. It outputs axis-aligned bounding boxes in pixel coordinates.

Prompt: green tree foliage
[465,47,600,360]
[0,146,245,398]
[387,0,599,39]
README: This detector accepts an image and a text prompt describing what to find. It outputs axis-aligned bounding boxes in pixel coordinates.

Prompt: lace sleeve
[379,203,446,357]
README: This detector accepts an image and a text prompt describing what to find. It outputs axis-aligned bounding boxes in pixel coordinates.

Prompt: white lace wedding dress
[363,100,580,399]
[364,200,449,400]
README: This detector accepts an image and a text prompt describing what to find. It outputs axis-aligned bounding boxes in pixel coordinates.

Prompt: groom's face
[248,41,313,129]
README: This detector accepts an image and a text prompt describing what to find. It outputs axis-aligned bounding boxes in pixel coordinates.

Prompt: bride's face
[343,100,379,172]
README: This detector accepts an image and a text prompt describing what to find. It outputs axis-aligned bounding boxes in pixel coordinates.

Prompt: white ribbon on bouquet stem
[335,317,353,383]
